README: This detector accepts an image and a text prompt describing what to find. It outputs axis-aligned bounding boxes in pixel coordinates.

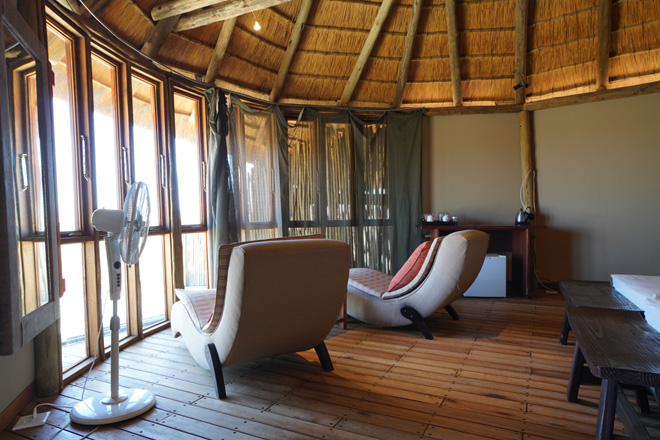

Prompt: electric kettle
[515,207,535,225]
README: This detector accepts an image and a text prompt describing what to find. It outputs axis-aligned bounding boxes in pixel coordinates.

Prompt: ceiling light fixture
[251,11,261,31]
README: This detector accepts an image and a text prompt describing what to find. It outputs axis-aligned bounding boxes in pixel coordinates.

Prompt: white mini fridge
[463,253,507,297]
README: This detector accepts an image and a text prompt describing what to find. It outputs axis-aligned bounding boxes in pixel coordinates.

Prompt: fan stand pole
[69,237,156,426]
[108,302,121,402]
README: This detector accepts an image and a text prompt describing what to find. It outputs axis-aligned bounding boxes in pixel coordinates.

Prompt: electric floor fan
[70,182,155,425]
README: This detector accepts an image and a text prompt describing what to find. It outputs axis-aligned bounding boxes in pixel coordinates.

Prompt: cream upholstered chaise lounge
[347,230,489,339]
[171,236,350,398]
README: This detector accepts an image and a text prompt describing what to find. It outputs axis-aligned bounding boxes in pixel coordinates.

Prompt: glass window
[131,73,168,329]
[47,26,80,232]
[181,232,207,288]
[91,54,121,210]
[59,243,87,369]
[288,120,318,223]
[173,93,203,226]
[139,235,166,328]
[325,123,353,221]
[131,76,161,226]
[173,92,208,288]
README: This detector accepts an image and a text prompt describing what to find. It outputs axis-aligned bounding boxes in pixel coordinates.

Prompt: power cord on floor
[13,291,111,432]
[531,229,558,293]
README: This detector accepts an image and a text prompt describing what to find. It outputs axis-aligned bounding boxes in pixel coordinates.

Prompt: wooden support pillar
[339,0,396,106]
[393,0,422,108]
[205,17,237,84]
[141,15,180,58]
[445,0,462,106]
[519,110,534,211]
[34,322,62,397]
[514,0,529,105]
[270,0,313,102]
[596,0,612,90]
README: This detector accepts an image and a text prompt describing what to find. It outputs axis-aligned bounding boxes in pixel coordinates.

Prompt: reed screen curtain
[206,90,421,283]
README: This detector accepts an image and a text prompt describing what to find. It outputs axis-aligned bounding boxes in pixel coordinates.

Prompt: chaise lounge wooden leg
[444,304,460,320]
[400,306,433,340]
[205,343,227,399]
[314,342,334,372]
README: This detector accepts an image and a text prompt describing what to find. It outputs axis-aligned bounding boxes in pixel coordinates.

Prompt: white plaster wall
[424,112,522,225]
[534,92,660,281]
[0,341,34,413]
[425,93,660,282]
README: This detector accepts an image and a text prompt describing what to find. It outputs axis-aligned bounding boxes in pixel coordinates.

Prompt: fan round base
[70,389,156,425]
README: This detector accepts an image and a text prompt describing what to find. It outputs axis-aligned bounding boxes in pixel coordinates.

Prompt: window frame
[43,3,209,382]
[171,86,208,233]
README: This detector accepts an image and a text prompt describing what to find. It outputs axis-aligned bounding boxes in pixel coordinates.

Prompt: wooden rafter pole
[514,0,529,105]
[89,0,114,17]
[270,0,314,102]
[519,110,534,212]
[339,0,396,106]
[596,0,612,90]
[141,15,180,58]
[445,0,462,106]
[393,0,422,108]
[153,0,227,21]
[174,0,294,32]
[52,0,84,14]
[205,17,237,84]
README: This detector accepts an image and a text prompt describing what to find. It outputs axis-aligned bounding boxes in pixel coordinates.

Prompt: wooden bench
[559,280,643,345]
[566,307,660,440]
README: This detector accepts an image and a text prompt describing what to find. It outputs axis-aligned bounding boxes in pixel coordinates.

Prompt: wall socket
[13,411,50,431]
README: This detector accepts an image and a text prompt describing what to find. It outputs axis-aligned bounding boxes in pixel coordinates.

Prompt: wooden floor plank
[8,293,660,439]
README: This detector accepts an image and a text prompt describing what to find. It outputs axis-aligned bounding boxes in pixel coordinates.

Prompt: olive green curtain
[282,108,422,273]
[225,96,285,242]
[204,88,232,286]
[206,89,422,277]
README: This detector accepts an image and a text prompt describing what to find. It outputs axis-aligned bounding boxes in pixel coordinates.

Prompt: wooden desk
[421,224,545,297]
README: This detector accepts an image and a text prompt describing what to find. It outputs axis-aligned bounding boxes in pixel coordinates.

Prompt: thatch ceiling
[54,0,660,111]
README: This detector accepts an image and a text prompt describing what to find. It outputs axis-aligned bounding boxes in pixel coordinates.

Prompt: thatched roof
[52,0,660,112]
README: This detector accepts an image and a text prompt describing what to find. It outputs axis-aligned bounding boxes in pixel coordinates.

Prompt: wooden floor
[5,293,660,439]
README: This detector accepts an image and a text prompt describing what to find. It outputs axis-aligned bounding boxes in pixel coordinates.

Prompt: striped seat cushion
[174,288,215,331]
[348,268,392,298]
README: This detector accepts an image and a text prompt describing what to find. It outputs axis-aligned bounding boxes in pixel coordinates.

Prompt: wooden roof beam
[339,0,396,106]
[52,0,84,15]
[141,15,180,58]
[393,0,422,108]
[596,0,612,90]
[445,0,462,106]
[514,0,529,105]
[174,0,294,32]
[153,0,224,21]
[270,0,314,102]
[205,17,237,84]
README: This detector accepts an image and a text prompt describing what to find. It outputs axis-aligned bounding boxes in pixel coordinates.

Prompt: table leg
[512,228,532,297]
[635,386,650,414]
[560,309,570,345]
[567,344,585,402]
[595,378,618,440]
